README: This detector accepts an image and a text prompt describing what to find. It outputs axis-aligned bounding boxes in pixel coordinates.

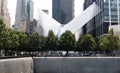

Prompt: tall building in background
[14,0,28,31]
[27,0,34,21]
[83,0,104,37]
[0,0,1,15]
[14,0,34,32]
[27,19,37,35]
[83,0,120,37]
[0,0,11,28]
[52,0,74,24]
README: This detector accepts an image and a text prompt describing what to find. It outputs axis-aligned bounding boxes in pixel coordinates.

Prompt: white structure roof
[36,10,61,36]
[36,2,100,37]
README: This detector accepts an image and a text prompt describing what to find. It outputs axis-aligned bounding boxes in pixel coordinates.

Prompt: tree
[77,34,96,52]
[99,29,120,54]
[94,37,102,53]
[18,31,29,52]
[2,29,11,51]
[76,37,82,52]
[0,29,20,56]
[0,19,6,50]
[29,32,45,52]
[44,30,58,51]
[9,29,19,51]
[39,35,46,51]
[0,20,11,56]
[59,30,76,55]
[0,19,6,34]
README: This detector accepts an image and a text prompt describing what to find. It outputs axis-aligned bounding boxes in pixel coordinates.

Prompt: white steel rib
[36,10,61,36]
[61,2,100,34]
[36,2,100,36]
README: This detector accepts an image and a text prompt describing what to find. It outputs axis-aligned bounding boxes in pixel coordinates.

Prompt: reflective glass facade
[84,0,120,37]
[52,0,74,24]
[104,0,120,22]
[27,0,34,20]
[84,0,104,37]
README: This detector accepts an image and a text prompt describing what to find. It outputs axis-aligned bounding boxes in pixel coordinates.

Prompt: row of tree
[0,19,120,56]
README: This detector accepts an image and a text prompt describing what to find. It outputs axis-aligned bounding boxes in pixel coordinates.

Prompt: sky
[8,0,84,25]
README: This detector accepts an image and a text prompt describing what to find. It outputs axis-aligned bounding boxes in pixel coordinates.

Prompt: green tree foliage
[1,29,20,55]
[0,20,19,55]
[77,34,96,51]
[18,32,29,51]
[29,32,45,52]
[99,29,120,51]
[44,30,58,51]
[0,19,5,34]
[0,19,6,50]
[2,29,11,51]
[59,30,76,55]
[76,37,82,51]
[94,37,102,53]
[39,35,46,51]
[9,29,19,51]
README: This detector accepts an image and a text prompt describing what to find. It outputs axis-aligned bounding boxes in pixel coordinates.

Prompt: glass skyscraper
[84,0,120,37]
[0,0,11,28]
[104,0,120,23]
[27,0,34,21]
[14,0,34,31]
[52,0,74,24]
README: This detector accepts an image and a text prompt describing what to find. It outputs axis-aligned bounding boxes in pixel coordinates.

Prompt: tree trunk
[97,51,99,54]
[66,51,69,56]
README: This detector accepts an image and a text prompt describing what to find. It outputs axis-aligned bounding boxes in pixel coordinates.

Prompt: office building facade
[0,0,11,28]
[0,0,1,15]
[83,0,120,37]
[27,19,37,35]
[14,0,34,32]
[52,0,74,24]
[27,0,34,21]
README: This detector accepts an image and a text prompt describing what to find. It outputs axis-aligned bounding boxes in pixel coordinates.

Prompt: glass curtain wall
[84,0,120,37]
[104,0,120,24]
